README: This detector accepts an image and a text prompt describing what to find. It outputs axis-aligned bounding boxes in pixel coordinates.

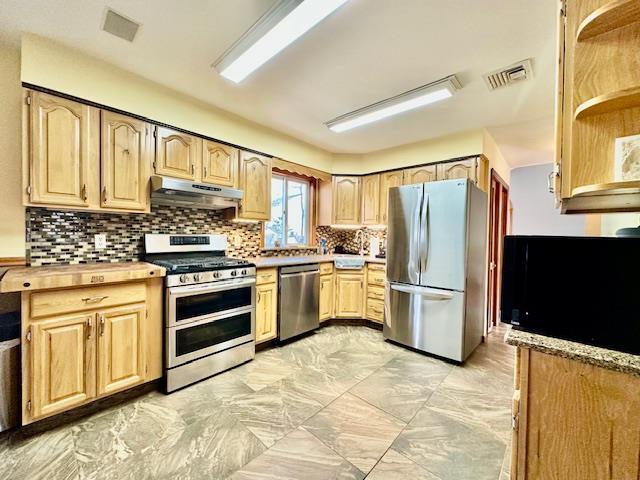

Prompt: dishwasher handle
[280,263,320,276]
[280,269,319,278]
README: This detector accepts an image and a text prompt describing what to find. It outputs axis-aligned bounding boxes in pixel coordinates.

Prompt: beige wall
[21,34,334,172]
[0,40,25,258]
[482,130,511,184]
[331,129,485,174]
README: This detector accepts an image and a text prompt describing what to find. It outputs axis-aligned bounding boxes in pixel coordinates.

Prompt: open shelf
[574,86,640,120]
[577,0,640,41]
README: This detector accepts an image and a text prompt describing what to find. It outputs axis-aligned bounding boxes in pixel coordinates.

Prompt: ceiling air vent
[483,59,533,91]
[102,8,140,42]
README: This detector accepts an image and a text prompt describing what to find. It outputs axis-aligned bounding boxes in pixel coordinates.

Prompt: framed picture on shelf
[615,133,640,181]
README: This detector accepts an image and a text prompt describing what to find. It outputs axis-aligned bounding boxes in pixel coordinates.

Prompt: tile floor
[0,324,515,480]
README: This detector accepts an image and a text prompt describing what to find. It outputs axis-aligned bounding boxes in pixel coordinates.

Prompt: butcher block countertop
[249,255,386,268]
[0,262,166,293]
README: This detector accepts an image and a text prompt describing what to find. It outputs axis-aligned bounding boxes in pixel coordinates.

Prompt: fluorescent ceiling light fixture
[325,76,462,133]
[214,0,349,83]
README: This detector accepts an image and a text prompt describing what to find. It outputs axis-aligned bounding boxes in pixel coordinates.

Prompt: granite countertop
[505,329,640,377]
[248,254,386,268]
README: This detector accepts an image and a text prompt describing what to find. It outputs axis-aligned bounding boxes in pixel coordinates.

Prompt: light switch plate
[95,234,107,250]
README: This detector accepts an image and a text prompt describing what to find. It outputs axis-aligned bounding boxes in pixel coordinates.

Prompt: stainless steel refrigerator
[384,179,487,362]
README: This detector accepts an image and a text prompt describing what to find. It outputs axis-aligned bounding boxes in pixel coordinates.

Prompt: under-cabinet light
[325,76,461,133]
[214,0,349,83]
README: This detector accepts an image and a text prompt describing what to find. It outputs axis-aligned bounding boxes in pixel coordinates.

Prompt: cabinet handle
[81,184,88,202]
[87,317,92,339]
[102,186,107,203]
[257,291,261,302]
[191,164,195,175]
[204,166,207,178]
[99,315,105,336]
[82,295,109,303]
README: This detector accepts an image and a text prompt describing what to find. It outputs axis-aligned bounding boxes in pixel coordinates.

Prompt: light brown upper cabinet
[379,171,404,224]
[238,151,272,220]
[202,140,238,187]
[403,165,437,185]
[27,91,99,208]
[361,174,381,225]
[101,111,152,212]
[436,159,477,183]
[332,176,361,225]
[555,0,640,213]
[154,127,199,181]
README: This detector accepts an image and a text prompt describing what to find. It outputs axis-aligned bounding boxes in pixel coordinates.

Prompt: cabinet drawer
[366,298,384,322]
[320,263,334,275]
[256,268,278,285]
[367,263,385,272]
[367,285,385,301]
[30,283,146,319]
[367,269,386,287]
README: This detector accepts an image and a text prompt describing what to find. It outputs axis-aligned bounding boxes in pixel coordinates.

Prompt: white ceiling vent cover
[483,59,533,91]
[102,8,140,42]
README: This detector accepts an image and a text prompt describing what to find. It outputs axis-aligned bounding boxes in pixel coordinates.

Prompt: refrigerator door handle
[390,283,454,300]
[418,193,429,276]
[408,188,423,282]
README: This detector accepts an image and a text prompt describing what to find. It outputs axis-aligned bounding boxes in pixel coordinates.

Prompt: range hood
[151,175,243,210]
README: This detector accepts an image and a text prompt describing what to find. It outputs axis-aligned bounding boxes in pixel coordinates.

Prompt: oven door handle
[168,277,256,296]
[170,305,255,332]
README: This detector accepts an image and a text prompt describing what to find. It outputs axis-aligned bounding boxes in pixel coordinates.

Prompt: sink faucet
[354,230,365,256]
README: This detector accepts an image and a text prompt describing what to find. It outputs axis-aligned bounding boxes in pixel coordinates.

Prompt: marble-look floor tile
[228,381,324,447]
[282,366,360,406]
[231,349,302,391]
[303,393,406,474]
[0,427,79,480]
[366,448,441,480]
[230,427,364,480]
[349,355,452,422]
[392,406,506,480]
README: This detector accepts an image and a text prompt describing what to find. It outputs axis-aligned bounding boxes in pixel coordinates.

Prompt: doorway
[487,169,509,333]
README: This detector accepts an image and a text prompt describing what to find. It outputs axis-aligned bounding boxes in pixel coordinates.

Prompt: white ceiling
[0,0,557,159]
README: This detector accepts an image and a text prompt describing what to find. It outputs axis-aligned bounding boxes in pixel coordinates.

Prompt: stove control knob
[193,273,201,282]
[231,270,238,277]
[213,271,221,279]
[241,269,247,275]
[179,274,189,283]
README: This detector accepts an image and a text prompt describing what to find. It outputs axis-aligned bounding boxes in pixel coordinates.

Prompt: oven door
[167,277,255,328]
[167,307,255,368]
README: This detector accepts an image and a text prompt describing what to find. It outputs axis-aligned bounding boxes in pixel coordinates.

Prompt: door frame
[487,169,509,333]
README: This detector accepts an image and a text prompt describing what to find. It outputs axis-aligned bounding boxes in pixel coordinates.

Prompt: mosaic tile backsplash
[26,207,387,266]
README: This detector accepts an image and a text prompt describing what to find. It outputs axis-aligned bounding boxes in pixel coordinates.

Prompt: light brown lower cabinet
[22,280,162,425]
[319,273,334,321]
[512,347,640,479]
[255,268,278,343]
[334,271,364,318]
[365,263,386,323]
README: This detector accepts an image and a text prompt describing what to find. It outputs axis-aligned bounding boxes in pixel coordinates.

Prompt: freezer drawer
[384,283,466,361]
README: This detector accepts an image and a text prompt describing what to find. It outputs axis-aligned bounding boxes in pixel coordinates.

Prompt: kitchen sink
[334,256,365,269]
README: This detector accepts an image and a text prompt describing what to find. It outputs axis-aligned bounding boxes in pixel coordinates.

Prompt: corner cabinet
[202,140,238,187]
[101,111,152,211]
[555,0,640,213]
[238,151,272,221]
[334,271,364,318]
[361,174,381,225]
[332,176,361,225]
[26,91,99,208]
[154,127,200,181]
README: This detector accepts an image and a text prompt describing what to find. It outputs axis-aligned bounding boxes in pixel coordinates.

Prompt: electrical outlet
[95,234,107,250]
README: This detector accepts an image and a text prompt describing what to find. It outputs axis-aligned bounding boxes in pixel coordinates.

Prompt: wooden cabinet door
[361,174,381,225]
[155,127,199,180]
[403,165,437,185]
[319,274,334,321]
[101,111,151,211]
[202,140,238,187]
[96,304,145,396]
[29,91,98,207]
[332,176,361,224]
[335,273,363,318]
[256,283,277,343]
[30,313,95,419]
[238,151,272,220]
[380,171,404,224]
[436,159,477,183]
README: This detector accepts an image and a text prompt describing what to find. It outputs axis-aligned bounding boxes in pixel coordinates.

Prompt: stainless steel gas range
[144,234,256,392]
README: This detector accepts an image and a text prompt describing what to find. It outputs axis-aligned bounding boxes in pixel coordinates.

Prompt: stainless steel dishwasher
[279,264,320,341]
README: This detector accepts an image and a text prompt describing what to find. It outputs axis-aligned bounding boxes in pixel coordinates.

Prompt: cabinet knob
[81,184,88,202]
